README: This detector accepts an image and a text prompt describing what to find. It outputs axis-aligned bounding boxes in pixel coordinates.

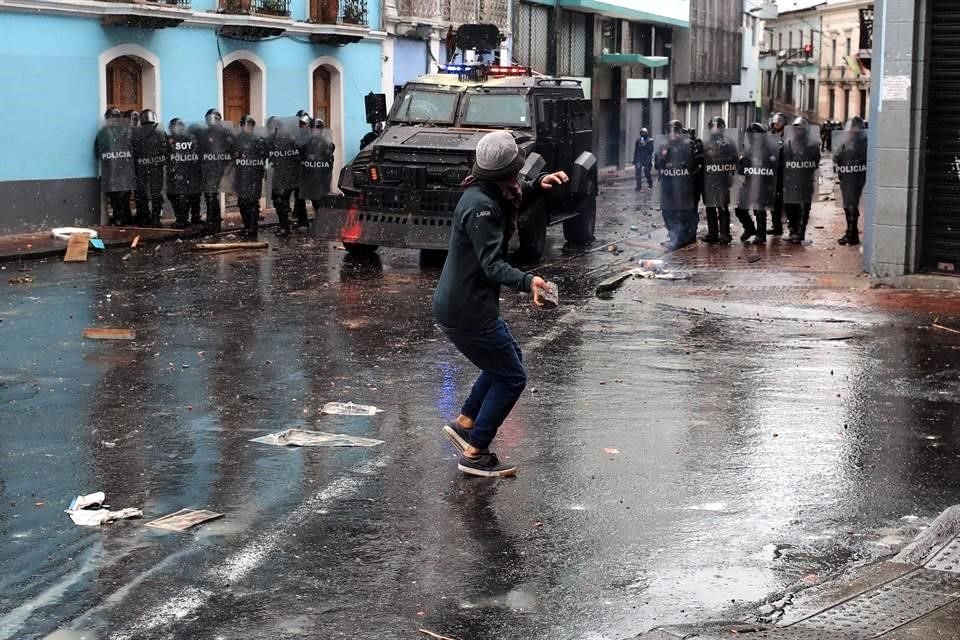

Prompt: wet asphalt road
[2,182,960,640]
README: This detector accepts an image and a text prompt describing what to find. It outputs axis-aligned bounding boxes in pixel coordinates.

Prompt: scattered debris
[539,281,559,309]
[932,323,960,335]
[101,441,117,449]
[131,235,140,249]
[321,402,383,416]
[90,238,106,251]
[65,491,142,526]
[51,227,98,241]
[83,328,136,340]
[603,448,620,455]
[419,629,459,640]
[192,242,269,252]
[145,508,224,532]
[8,275,33,285]
[64,233,91,262]
[250,428,384,448]
[747,255,762,264]
[596,264,691,296]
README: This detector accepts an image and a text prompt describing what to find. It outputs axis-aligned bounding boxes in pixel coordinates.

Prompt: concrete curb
[632,505,960,640]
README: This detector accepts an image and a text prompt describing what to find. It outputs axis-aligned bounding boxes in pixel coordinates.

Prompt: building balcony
[388,0,508,31]
[216,0,290,38]
[306,0,369,43]
[99,0,192,28]
[220,0,290,17]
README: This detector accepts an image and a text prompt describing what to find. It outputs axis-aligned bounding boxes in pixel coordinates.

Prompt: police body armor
[833,129,868,208]
[268,126,302,193]
[233,131,268,200]
[702,132,740,208]
[655,134,696,211]
[133,125,168,194]
[299,133,335,201]
[198,124,234,193]
[95,122,136,193]
[167,130,202,195]
[783,125,822,204]
[738,132,779,211]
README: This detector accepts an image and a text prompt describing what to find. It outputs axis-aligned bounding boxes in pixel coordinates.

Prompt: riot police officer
[833,116,868,246]
[737,122,779,244]
[267,116,302,236]
[769,112,788,237]
[299,117,336,214]
[198,108,233,233]
[233,115,268,237]
[783,117,821,244]
[633,127,654,191]
[133,109,168,227]
[95,107,136,226]
[167,118,202,229]
[701,117,738,244]
[291,112,313,228]
[655,120,698,250]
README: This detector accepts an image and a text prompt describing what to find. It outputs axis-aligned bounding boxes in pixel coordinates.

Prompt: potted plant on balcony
[342,0,365,25]
[258,0,288,16]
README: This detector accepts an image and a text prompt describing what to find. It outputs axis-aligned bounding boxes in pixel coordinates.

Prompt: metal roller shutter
[923,1,960,272]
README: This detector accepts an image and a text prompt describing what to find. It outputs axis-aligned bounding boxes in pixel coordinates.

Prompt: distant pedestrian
[434,130,565,478]
[632,127,653,191]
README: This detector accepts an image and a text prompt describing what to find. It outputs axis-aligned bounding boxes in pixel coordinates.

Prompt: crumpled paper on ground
[320,402,383,416]
[250,428,384,448]
[65,491,142,526]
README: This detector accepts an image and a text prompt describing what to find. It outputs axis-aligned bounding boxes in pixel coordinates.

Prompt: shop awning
[595,53,670,68]
[559,0,689,27]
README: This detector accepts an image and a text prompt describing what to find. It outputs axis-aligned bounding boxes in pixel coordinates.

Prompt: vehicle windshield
[461,94,530,127]
[391,89,460,124]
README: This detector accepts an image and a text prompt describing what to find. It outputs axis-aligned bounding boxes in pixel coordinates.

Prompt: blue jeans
[442,319,527,450]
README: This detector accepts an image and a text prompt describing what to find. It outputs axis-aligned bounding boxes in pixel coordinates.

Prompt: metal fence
[513,1,550,72]
[221,0,290,16]
[395,0,508,29]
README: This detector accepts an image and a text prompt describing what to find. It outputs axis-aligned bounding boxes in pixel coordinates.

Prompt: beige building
[817,0,872,123]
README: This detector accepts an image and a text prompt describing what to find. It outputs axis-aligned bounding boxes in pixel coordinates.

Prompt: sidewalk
[0,209,280,263]
[635,506,960,640]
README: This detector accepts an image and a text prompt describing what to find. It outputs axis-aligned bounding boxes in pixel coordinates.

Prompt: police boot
[700,208,720,244]
[798,207,811,243]
[844,208,860,245]
[718,208,732,244]
[786,207,802,244]
[735,208,756,243]
[770,207,784,236]
[753,210,767,245]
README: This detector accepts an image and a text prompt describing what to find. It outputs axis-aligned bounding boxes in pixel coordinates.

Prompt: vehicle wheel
[343,242,379,255]
[563,175,597,245]
[517,200,548,263]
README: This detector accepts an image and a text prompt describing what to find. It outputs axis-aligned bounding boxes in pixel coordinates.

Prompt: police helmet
[747,122,767,134]
[239,114,256,128]
[708,117,726,131]
[639,127,649,137]
[665,119,685,134]
[769,112,787,129]
[296,109,309,118]
[127,110,140,123]
[847,116,865,131]
[298,114,312,127]
[141,109,159,125]
[205,108,223,124]
[311,117,325,129]
[169,118,186,133]
[104,107,122,120]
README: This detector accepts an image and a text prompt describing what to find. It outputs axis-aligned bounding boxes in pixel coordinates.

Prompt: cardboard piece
[90,238,106,251]
[145,508,224,532]
[83,328,136,340]
[64,233,91,262]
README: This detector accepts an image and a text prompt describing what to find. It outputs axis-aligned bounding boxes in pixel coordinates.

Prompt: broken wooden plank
[83,328,136,341]
[192,242,269,251]
[64,234,91,262]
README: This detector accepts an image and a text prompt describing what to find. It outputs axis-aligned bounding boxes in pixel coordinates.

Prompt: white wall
[731,1,762,104]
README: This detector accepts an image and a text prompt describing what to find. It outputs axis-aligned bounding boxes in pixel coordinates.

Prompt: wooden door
[106,56,142,113]
[313,66,331,126]
[223,61,251,124]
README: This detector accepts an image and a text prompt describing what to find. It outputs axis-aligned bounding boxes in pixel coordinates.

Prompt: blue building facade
[0,0,386,233]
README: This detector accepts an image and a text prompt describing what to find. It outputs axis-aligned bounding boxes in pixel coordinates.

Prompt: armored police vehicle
[314,64,597,261]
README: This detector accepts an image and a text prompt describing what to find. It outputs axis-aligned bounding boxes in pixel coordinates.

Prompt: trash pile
[595,259,691,297]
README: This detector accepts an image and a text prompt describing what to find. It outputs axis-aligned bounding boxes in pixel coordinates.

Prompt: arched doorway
[223,61,252,124]
[106,56,143,113]
[313,66,331,126]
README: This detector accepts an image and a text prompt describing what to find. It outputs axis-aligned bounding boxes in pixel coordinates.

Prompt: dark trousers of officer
[770,194,785,235]
[662,208,698,249]
[272,189,294,230]
[841,206,861,245]
[168,194,200,226]
[704,206,732,243]
[293,192,309,226]
[734,208,757,241]
[107,191,133,226]
[135,190,163,226]
[203,193,222,230]
[635,163,653,189]
[785,202,812,242]
[753,209,769,243]
[238,198,260,233]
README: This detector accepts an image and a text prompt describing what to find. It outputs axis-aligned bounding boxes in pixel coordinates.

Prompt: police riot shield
[832,127,868,208]
[133,120,168,195]
[166,121,202,196]
[783,124,822,204]
[230,125,269,200]
[196,120,236,194]
[95,117,136,193]
[300,127,336,201]
[655,134,696,210]
[701,131,740,208]
[266,117,302,194]
[737,132,779,211]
